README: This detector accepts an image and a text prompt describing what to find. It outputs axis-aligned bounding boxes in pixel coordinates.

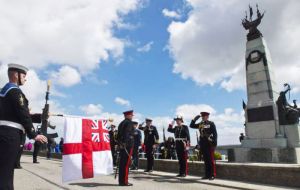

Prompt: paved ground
[14,155,298,190]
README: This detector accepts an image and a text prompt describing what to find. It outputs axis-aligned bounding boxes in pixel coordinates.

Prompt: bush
[214,151,222,160]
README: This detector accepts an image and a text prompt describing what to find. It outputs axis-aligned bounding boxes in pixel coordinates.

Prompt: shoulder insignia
[19,94,24,106]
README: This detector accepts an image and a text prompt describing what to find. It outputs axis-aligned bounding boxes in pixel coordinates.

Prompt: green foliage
[189,154,198,161]
[214,151,222,160]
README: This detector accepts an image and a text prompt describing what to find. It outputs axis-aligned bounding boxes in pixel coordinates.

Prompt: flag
[62,116,113,182]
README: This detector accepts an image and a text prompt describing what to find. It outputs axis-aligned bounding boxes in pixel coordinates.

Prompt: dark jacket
[117,118,135,148]
[133,128,142,147]
[190,120,217,147]
[0,83,37,139]
[139,125,159,146]
[167,125,190,143]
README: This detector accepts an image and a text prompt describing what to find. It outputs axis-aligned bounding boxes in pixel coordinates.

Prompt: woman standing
[168,116,190,177]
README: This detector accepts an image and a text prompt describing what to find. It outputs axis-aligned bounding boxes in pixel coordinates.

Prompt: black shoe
[148,170,153,173]
[144,169,149,172]
[209,176,215,180]
[119,183,133,186]
[201,176,209,180]
[33,161,39,164]
[176,174,186,177]
[15,165,22,169]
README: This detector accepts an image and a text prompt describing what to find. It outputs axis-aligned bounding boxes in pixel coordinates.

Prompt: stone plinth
[284,124,300,147]
[228,147,300,164]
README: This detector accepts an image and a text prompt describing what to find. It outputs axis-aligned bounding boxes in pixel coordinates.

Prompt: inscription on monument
[247,106,274,122]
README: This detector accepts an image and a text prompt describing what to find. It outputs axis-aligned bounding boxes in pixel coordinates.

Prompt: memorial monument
[229,5,300,163]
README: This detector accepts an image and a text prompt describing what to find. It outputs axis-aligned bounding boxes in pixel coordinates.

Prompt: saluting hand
[193,115,201,121]
[171,120,175,126]
[35,135,48,143]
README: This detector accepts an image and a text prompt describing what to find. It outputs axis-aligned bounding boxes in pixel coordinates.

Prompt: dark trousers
[145,145,154,170]
[118,147,133,185]
[46,144,51,159]
[166,150,176,160]
[201,145,216,178]
[110,144,116,165]
[176,142,188,175]
[15,134,25,168]
[14,144,24,168]
[0,127,21,190]
[33,141,41,162]
[131,146,139,169]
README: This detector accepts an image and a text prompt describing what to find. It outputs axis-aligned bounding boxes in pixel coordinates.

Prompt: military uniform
[168,117,190,177]
[117,111,135,186]
[131,123,141,170]
[190,112,217,180]
[14,133,26,169]
[33,128,42,163]
[139,119,159,172]
[109,125,117,166]
[0,64,38,189]
[165,138,176,160]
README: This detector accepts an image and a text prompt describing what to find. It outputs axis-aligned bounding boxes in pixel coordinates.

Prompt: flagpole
[49,113,110,120]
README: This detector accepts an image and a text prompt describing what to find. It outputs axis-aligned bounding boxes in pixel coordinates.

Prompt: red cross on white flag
[62,116,113,182]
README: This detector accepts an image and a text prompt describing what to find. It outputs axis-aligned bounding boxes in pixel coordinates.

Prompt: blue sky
[1,0,300,145]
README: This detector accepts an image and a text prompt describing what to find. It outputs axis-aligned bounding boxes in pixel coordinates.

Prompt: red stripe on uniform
[185,151,188,175]
[210,147,216,177]
[124,148,133,184]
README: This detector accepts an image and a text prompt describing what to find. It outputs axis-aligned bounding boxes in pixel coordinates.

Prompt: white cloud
[50,65,81,87]
[0,63,8,88]
[80,104,103,116]
[137,41,154,52]
[114,97,131,107]
[0,0,142,73]
[162,8,181,19]
[175,104,216,120]
[167,0,300,93]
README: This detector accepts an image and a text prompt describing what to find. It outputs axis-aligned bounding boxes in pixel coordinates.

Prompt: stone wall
[139,159,300,188]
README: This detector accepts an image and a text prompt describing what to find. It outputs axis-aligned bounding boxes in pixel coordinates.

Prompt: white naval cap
[8,63,29,74]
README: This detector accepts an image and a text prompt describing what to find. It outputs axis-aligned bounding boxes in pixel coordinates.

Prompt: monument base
[228,147,300,164]
[241,137,287,148]
[283,124,300,147]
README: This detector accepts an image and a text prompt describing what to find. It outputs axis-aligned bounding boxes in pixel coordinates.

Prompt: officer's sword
[124,146,137,169]
[114,150,120,179]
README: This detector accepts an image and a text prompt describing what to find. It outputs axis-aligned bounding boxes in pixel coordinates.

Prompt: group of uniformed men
[0,63,218,189]
[114,109,218,186]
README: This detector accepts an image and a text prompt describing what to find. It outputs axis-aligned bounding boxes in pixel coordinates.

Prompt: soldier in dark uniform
[165,137,176,160]
[14,133,26,169]
[131,121,141,170]
[117,110,135,186]
[109,121,117,166]
[168,116,190,177]
[190,112,217,180]
[138,118,159,172]
[16,116,41,167]
[33,126,42,163]
[0,63,47,189]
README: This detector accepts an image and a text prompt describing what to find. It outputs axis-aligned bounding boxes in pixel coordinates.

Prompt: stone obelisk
[241,5,287,148]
